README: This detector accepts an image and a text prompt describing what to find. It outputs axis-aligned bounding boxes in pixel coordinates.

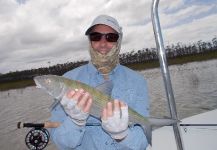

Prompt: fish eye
[45,79,51,84]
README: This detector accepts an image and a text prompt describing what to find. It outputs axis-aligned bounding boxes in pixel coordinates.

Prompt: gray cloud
[0,0,216,73]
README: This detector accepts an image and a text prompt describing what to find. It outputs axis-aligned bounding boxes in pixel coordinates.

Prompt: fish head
[34,75,65,99]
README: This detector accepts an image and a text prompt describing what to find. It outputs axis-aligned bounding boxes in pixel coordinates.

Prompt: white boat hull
[150,109,217,150]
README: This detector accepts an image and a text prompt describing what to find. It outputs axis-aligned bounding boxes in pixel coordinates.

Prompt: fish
[34,75,178,145]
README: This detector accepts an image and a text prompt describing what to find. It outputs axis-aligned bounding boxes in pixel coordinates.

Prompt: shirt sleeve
[112,67,150,149]
[115,78,149,150]
[49,104,86,149]
[134,78,150,116]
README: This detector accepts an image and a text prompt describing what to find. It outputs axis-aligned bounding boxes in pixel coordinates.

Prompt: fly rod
[17,121,217,129]
[17,119,217,150]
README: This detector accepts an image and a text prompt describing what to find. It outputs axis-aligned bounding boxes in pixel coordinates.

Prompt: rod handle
[17,121,61,129]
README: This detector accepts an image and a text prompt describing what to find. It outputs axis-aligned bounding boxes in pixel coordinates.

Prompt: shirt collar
[87,61,120,76]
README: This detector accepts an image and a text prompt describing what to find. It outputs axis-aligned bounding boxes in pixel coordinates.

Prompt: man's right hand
[60,89,93,126]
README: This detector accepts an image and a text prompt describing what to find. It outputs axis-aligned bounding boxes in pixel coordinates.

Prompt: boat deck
[150,109,217,150]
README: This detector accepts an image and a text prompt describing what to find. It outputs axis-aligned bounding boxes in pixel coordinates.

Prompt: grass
[0,79,35,91]
[1,51,217,91]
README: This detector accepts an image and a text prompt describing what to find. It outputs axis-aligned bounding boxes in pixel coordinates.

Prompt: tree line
[0,37,217,83]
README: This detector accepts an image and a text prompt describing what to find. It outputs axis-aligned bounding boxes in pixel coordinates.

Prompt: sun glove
[101,106,129,140]
[60,95,89,126]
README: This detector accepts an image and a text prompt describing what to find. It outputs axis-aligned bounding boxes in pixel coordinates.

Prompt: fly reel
[25,127,50,150]
[17,122,50,150]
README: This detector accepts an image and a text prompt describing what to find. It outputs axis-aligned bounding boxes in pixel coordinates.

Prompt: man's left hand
[101,99,129,140]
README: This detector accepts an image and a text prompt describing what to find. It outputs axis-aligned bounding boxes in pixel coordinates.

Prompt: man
[50,14,149,150]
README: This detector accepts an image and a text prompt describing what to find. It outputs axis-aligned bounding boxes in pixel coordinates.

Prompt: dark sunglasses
[88,32,119,42]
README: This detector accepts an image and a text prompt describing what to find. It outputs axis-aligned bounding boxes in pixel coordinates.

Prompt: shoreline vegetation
[1,39,217,91]
[127,50,217,70]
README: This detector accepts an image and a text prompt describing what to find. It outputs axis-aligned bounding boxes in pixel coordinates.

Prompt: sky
[0,0,217,74]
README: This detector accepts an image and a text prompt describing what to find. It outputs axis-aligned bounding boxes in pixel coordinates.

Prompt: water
[143,59,217,119]
[0,59,217,150]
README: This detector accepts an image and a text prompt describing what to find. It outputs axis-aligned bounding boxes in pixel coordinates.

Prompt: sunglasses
[89,32,119,42]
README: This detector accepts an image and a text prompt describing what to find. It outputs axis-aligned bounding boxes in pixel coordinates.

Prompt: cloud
[164,13,217,45]
[0,0,216,73]
[161,3,216,28]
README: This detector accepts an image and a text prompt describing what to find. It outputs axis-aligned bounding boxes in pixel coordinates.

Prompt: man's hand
[101,99,129,140]
[60,89,93,126]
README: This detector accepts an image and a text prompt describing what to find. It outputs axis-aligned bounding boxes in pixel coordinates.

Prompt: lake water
[0,59,217,150]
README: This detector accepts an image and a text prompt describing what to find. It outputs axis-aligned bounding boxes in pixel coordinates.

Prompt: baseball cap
[85,15,122,35]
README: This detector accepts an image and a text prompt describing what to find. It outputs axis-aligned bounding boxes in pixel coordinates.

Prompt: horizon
[1,38,216,75]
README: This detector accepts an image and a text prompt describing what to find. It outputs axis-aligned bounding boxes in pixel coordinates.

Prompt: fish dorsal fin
[95,80,113,96]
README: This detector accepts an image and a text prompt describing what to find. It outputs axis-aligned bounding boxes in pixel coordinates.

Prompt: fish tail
[148,118,179,126]
[140,118,178,145]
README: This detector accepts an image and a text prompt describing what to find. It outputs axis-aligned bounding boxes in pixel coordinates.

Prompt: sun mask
[89,36,122,75]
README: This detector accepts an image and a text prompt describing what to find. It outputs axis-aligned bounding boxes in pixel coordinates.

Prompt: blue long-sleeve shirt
[50,62,149,150]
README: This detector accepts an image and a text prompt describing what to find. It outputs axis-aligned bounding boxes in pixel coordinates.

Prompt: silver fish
[34,75,178,145]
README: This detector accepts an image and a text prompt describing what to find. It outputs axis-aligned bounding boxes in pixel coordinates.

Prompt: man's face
[89,24,118,55]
